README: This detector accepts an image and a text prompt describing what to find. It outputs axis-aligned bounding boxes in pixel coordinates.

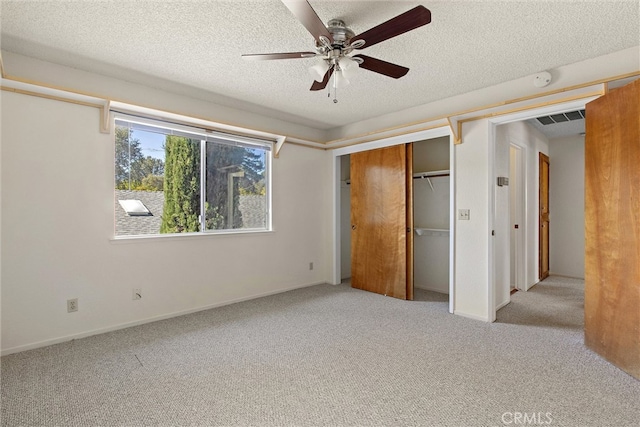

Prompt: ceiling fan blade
[281,0,333,45]
[351,5,431,49]
[310,67,334,91]
[352,55,409,79]
[242,52,317,60]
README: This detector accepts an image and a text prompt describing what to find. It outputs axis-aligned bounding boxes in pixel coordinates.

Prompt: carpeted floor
[2,276,639,426]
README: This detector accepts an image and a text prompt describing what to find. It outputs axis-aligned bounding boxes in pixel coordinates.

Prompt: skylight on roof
[118,199,152,216]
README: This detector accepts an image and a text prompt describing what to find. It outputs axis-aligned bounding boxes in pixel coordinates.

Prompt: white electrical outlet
[458,209,470,220]
[133,288,142,300]
[67,298,78,313]
[309,262,314,270]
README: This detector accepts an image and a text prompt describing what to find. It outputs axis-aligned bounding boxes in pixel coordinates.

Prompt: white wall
[1,90,330,354]
[454,120,491,320]
[413,137,450,172]
[549,135,585,278]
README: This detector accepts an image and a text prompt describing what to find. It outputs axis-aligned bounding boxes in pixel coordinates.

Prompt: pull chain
[333,68,338,103]
[325,65,339,103]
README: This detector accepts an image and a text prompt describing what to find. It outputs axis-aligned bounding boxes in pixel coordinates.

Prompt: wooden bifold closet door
[350,144,413,300]
[584,78,640,379]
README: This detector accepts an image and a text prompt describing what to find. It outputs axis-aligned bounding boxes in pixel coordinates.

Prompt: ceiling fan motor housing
[320,19,355,50]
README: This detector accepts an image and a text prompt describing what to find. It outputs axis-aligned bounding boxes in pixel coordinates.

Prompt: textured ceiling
[527,117,585,140]
[1,0,639,131]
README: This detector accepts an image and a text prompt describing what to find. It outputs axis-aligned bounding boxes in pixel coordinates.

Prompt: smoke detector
[534,71,552,88]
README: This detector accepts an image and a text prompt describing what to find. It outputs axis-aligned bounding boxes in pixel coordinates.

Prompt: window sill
[110,228,273,243]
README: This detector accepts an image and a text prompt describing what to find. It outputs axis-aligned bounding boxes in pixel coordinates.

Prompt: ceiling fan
[242,0,431,102]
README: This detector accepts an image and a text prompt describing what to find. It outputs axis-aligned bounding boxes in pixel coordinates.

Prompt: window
[114,116,271,237]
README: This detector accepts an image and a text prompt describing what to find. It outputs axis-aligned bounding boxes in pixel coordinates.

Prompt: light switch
[458,209,470,220]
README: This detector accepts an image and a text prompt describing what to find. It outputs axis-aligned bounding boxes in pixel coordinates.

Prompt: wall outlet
[67,298,78,313]
[309,262,314,270]
[458,209,470,220]
[133,288,142,300]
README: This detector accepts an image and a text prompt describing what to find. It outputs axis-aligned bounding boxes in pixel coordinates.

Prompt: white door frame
[488,97,597,319]
[330,126,455,313]
[509,143,526,291]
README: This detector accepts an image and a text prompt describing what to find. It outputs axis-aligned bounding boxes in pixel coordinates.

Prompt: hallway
[497,275,584,330]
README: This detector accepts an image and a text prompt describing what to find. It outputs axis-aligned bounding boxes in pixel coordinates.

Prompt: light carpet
[2,276,639,426]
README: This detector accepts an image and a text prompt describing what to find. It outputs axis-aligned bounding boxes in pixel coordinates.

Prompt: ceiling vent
[536,109,585,125]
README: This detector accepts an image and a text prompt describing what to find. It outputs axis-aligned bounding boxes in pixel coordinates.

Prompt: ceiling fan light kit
[309,61,330,82]
[334,70,350,89]
[242,0,432,103]
[338,55,360,79]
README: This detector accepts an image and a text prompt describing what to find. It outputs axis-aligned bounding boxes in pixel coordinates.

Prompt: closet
[340,136,450,299]
[412,137,450,295]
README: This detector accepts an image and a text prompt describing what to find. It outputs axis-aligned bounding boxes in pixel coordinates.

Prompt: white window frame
[113,113,273,239]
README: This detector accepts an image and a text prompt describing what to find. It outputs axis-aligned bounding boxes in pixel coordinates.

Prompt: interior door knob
[352,224,356,230]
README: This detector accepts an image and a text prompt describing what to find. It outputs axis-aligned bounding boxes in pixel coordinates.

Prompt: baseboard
[453,310,491,322]
[525,281,538,291]
[496,299,510,310]
[414,285,449,294]
[1,281,325,356]
[548,272,585,280]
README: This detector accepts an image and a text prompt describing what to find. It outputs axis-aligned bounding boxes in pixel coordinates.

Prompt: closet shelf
[415,228,449,237]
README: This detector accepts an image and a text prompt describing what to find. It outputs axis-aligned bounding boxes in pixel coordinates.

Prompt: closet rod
[412,170,450,179]
[413,173,449,179]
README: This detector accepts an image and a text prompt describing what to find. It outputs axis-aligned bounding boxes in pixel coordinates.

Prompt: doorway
[490,98,594,318]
